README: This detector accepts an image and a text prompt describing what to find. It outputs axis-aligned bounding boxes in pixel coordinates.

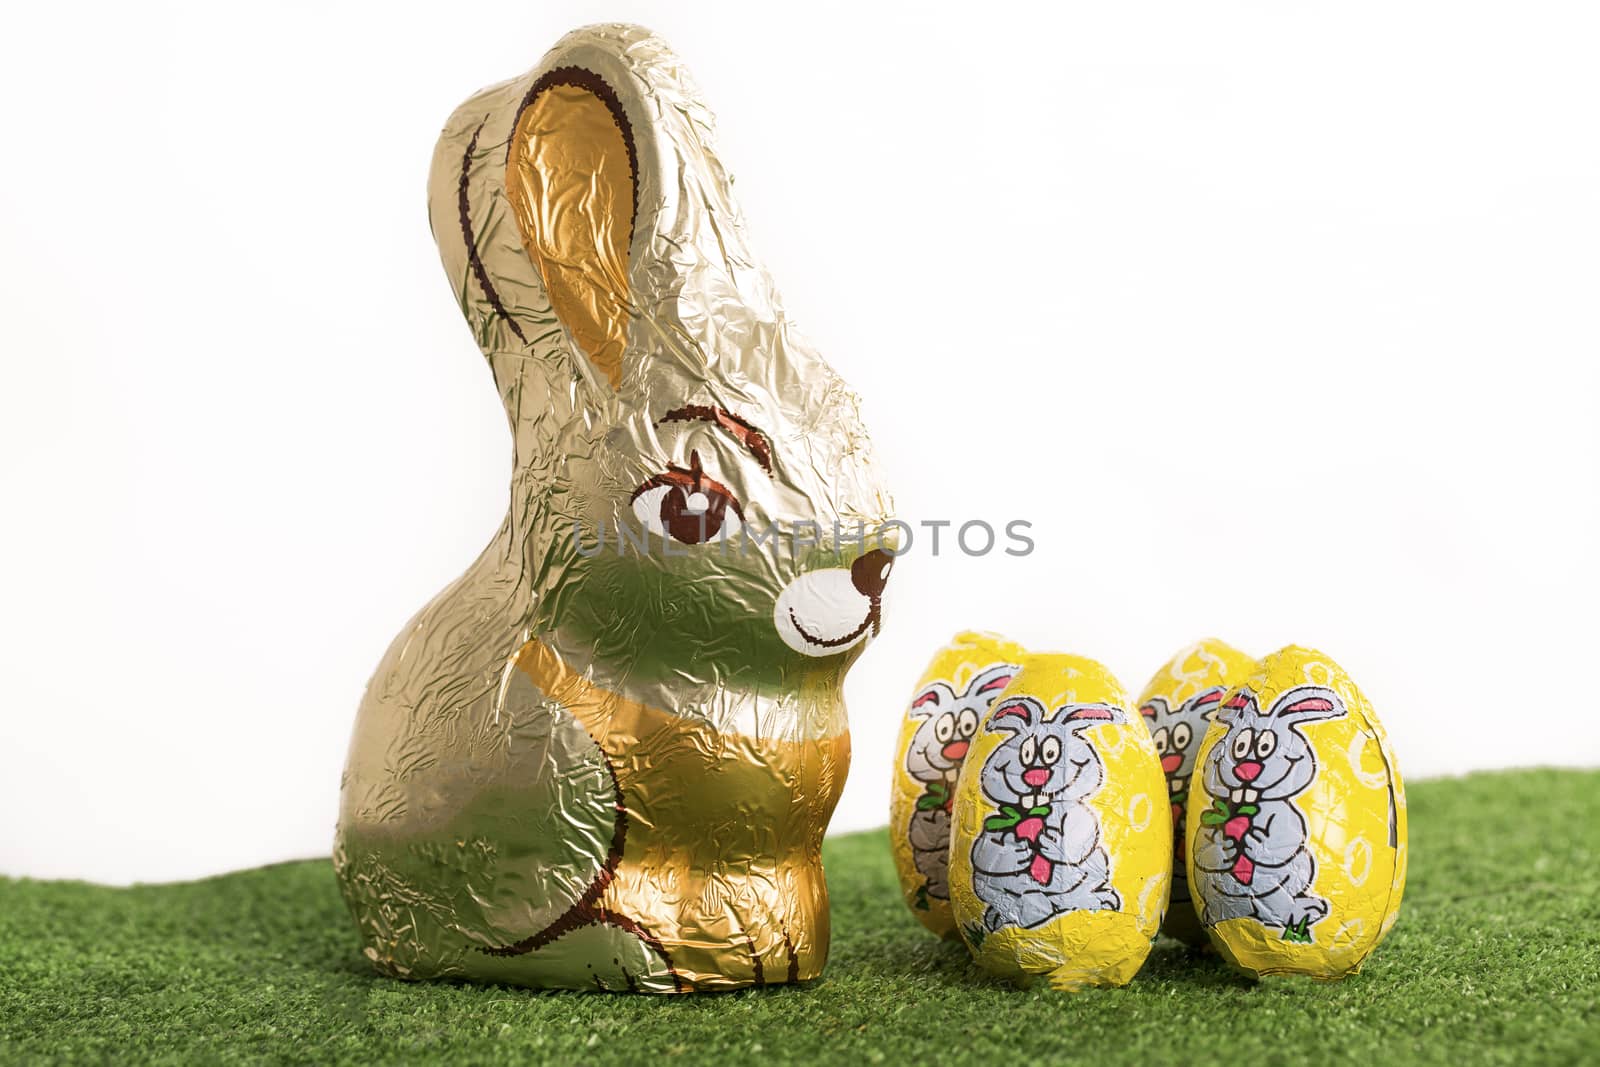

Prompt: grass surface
[2,769,1597,1065]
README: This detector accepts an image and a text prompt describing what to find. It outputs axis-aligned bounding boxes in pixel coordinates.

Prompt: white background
[2,2,1597,884]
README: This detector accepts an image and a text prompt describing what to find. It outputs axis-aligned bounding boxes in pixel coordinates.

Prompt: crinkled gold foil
[1185,646,1406,979]
[333,23,895,993]
[949,654,1170,990]
[1134,638,1256,946]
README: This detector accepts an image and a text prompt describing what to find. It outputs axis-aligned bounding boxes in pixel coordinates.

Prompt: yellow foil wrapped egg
[1185,646,1406,979]
[949,654,1171,989]
[1135,639,1256,946]
[891,632,1028,938]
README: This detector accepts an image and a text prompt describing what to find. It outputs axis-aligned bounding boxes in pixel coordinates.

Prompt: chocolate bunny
[969,698,1125,932]
[1191,686,1347,942]
[334,24,894,992]
[903,664,1018,906]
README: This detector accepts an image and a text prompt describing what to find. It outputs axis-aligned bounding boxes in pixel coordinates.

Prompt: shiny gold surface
[506,80,633,389]
[333,22,894,994]
[512,638,847,989]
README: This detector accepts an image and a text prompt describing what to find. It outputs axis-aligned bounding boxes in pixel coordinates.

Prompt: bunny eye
[1020,737,1038,765]
[1151,727,1170,755]
[630,450,745,546]
[934,713,956,744]
[956,709,979,739]
[1229,729,1254,761]
[1254,730,1277,759]
[1040,736,1062,765]
[1172,722,1193,751]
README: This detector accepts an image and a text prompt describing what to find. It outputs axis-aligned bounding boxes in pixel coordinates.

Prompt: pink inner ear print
[1281,696,1334,716]
[976,674,1013,693]
[1223,693,1252,711]
[1067,707,1112,721]
[1139,704,1158,719]
[911,691,940,709]
[1193,692,1223,708]
[992,702,1030,724]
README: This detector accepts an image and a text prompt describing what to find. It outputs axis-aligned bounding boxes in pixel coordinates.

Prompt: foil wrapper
[890,632,1028,938]
[1134,638,1257,946]
[1186,646,1406,979]
[334,23,895,993]
[949,654,1171,990]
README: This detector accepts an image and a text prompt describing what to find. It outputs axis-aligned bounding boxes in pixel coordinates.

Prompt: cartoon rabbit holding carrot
[969,698,1125,932]
[1191,686,1347,942]
[902,665,1018,907]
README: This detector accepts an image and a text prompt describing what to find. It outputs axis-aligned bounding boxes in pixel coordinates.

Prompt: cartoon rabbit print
[1140,688,1224,911]
[1193,686,1347,942]
[903,665,1018,908]
[971,698,1124,932]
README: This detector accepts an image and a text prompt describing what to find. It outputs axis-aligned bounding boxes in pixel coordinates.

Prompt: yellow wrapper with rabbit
[334,24,896,993]
[891,632,1028,938]
[949,655,1170,989]
[1135,638,1256,946]
[1185,646,1406,979]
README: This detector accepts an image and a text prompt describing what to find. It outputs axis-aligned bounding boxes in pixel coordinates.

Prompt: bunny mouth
[786,607,877,649]
[1007,758,1086,806]
[772,551,892,657]
[1223,756,1301,801]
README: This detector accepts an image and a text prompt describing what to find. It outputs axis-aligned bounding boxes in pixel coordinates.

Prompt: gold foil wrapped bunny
[334,23,894,993]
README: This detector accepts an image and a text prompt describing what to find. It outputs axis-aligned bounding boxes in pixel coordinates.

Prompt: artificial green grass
[2,769,1596,1065]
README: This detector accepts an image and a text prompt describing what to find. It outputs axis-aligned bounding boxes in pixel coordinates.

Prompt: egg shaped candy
[1135,638,1256,946]
[1185,645,1406,979]
[949,653,1171,990]
[891,632,1028,937]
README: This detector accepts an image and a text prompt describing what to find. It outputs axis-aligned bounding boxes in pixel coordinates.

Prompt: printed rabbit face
[905,665,1018,782]
[1141,689,1223,787]
[981,697,1127,807]
[1203,686,1348,803]
[430,26,894,692]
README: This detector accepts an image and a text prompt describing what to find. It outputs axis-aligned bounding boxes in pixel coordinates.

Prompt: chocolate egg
[948,653,1170,989]
[1135,639,1256,946]
[1186,646,1406,979]
[890,632,1027,938]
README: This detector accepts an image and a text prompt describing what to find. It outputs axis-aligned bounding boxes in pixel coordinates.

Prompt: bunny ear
[908,681,955,718]
[1139,697,1168,721]
[505,67,639,389]
[1270,686,1348,724]
[441,25,806,398]
[1056,703,1126,728]
[1189,687,1226,721]
[964,664,1019,701]
[987,697,1042,735]
[1215,688,1258,724]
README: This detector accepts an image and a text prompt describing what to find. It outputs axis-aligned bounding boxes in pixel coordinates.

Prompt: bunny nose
[850,549,893,599]
[1234,760,1263,782]
[1022,767,1050,788]
[1161,754,1183,774]
[941,740,969,761]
